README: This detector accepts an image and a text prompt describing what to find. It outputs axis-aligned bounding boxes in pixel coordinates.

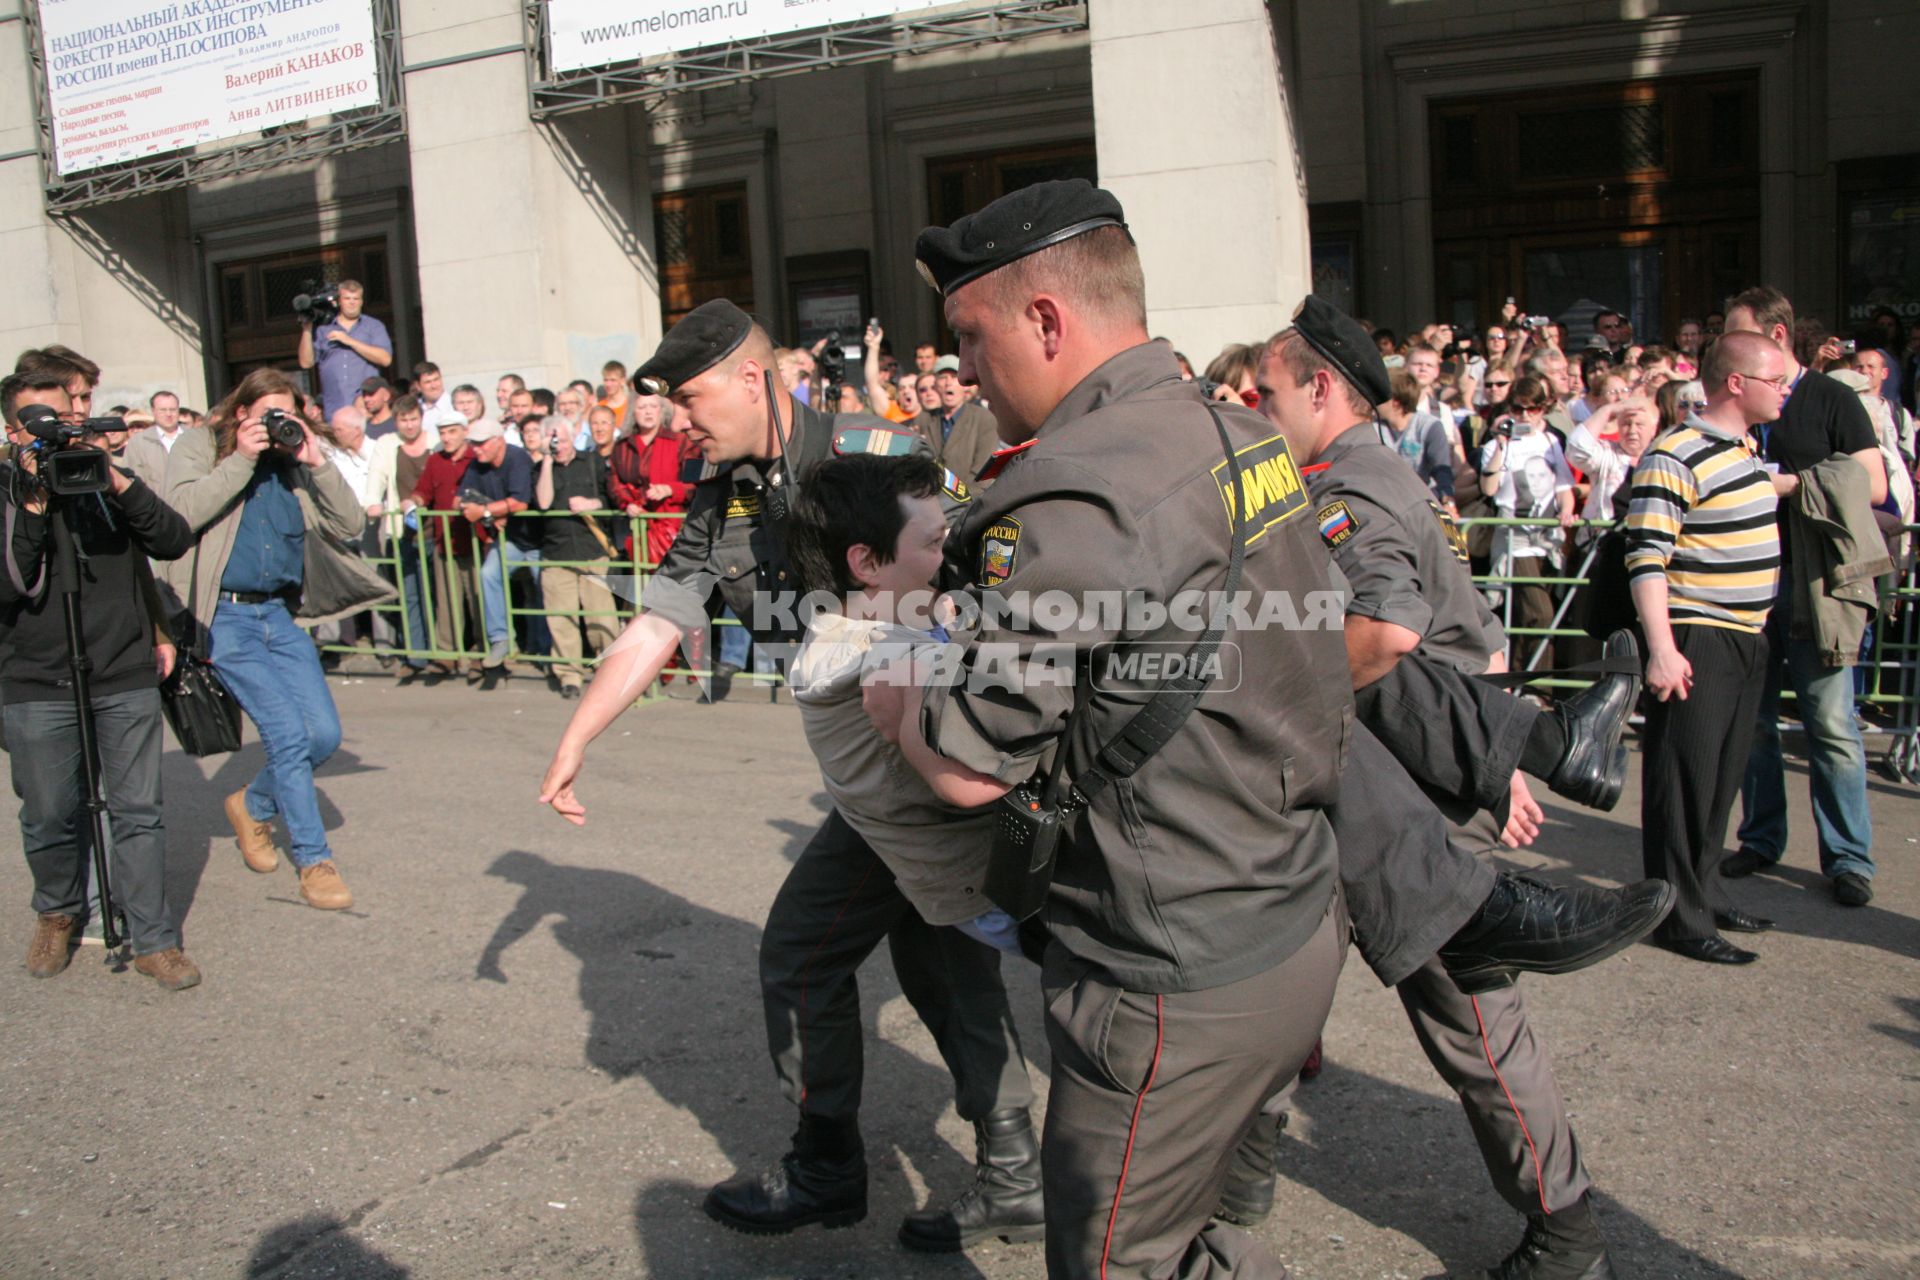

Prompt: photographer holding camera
[0,370,199,989]
[166,369,366,911]
[296,279,392,421]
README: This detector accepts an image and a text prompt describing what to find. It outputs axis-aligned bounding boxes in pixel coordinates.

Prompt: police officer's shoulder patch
[979,518,1020,587]
[942,468,971,504]
[1213,434,1310,544]
[1317,500,1359,550]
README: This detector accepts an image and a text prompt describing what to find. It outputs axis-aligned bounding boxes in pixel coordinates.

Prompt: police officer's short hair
[788,454,943,597]
[972,226,1146,332]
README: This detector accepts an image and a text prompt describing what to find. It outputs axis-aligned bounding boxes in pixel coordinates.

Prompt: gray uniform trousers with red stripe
[1257,807,1593,1223]
[758,806,1034,1125]
[1043,899,1349,1280]
[1394,950,1590,1216]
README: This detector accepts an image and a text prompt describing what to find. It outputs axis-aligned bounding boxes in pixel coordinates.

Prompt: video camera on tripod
[14,403,115,496]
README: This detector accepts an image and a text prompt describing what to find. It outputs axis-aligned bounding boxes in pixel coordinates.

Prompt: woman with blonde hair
[165,367,366,910]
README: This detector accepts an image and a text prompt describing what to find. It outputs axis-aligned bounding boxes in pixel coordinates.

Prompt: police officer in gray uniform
[879,181,1672,1279]
[1241,299,1631,1280]
[538,300,1043,1252]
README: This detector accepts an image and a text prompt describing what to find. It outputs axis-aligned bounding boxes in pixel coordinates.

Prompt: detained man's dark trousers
[6,688,176,955]
[1356,649,1538,820]
[1334,723,1497,987]
[758,807,1034,1124]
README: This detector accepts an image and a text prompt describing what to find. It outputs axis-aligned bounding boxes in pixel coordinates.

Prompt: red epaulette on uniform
[976,440,1037,483]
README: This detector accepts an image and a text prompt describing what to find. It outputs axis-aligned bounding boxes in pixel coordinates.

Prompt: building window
[654,183,754,329]
[1428,72,1758,347]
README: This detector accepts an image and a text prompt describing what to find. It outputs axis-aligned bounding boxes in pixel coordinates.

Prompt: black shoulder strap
[1062,398,1249,810]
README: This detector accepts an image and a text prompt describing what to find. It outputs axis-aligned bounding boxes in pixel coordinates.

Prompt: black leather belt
[218,589,282,605]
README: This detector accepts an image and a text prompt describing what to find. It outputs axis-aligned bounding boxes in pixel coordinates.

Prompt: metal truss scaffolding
[24,0,408,214]
[524,0,1089,119]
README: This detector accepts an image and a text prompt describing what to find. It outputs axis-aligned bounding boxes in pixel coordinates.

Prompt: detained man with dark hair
[785,452,1027,957]
[0,368,199,990]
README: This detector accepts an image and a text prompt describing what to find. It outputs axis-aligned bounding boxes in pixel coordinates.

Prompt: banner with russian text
[546,0,960,75]
[38,0,381,177]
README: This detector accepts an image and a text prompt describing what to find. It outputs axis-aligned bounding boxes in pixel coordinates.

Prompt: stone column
[399,0,660,391]
[1090,0,1313,366]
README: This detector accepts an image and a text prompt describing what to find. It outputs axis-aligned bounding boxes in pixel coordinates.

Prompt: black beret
[633,298,753,395]
[915,179,1130,297]
[1290,296,1393,407]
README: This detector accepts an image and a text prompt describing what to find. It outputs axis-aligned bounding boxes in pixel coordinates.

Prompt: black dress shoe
[1439,873,1676,994]
[1719,847,1770,879]
[1713,908,1774,933]
[704,1116,867,1234]
[1545,630,1641,812]
[898,1108,1045,1252]
[1658,935,1757,965]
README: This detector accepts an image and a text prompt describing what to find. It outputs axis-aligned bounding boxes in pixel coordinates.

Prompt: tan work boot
[133,948,202,991]
[298,861,353,910]
[225,790,279,874]
[26,912,77,978]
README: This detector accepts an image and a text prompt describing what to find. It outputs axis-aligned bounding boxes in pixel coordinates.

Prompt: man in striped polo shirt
[1629,331,1789,965]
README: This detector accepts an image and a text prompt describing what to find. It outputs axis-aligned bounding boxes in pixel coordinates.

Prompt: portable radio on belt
[982,397,1252,921]
[983,685,1087,921]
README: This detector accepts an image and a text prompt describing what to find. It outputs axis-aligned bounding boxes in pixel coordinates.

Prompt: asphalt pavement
[1,670,1915,1279]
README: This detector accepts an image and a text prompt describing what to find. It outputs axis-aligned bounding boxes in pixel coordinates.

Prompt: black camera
[14,404,110,497]
[1493,415,1517,439]
[816,330,847,388]
[260,407,307,452]
[292,281,340,327]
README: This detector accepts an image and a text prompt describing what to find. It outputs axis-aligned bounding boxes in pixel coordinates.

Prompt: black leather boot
[1439,873,1675,994]
[1214,1109,1285,1227]
[1460,1194,1618,1280]
[704,1114,867,1234]
[1544,630,1640,812]
[898,1108,1046,1252]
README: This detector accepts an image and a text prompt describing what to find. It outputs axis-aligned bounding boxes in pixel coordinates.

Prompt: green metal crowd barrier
[313,507,1920,781]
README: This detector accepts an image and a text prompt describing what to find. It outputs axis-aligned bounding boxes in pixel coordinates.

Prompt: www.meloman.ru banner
[546,0,961,74]
[38,0,380,177]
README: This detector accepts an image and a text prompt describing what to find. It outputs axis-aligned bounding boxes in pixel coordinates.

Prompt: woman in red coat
[606,395,691,569]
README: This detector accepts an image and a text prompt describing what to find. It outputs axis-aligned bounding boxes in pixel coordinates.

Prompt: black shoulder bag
[983,400,1252,920]
[158,548,244,757]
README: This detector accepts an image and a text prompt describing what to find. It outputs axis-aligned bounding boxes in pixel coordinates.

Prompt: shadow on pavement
[477,849,992,1280]
[1274,1064,1746,1279]
[246,1214,409,1278]
[1717,861,1919,964]
[1871,994,1920,1051]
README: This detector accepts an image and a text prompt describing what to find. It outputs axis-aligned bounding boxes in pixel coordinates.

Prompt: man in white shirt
[322,406,389,658]
[412,361,457,429]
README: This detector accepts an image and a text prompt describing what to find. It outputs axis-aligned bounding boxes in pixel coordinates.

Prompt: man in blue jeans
[461,419,546,671]
[1721,287,1888,907]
